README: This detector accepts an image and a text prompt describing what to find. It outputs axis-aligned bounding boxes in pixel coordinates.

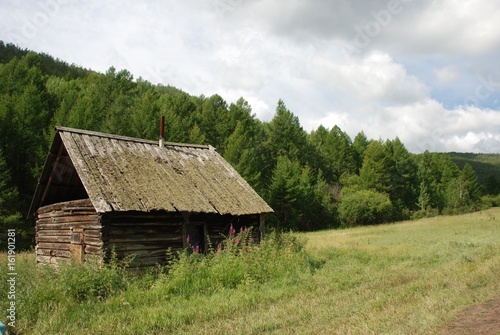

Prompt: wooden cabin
[28,127,273,268]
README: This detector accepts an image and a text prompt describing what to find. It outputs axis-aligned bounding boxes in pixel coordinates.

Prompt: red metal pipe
[160,115,165,139]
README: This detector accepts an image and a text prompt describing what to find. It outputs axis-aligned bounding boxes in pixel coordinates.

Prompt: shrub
[481,194,500,209]
[338,189,394,227]
[411,207,440,220]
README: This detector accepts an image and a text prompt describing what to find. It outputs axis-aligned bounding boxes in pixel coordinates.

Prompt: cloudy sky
[1,0,500,153]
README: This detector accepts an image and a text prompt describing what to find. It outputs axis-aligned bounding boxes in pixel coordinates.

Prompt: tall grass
[1,209,499,334]
[0,228,313,334]
[162,228,311,296]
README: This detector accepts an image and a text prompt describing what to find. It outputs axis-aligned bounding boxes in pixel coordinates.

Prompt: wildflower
[192,245,200,254]
[229,224,236,237]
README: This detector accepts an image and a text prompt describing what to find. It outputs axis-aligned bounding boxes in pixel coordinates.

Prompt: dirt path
[445,297,500,335]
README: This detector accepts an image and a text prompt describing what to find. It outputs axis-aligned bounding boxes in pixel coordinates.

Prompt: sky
[1,0,500,153]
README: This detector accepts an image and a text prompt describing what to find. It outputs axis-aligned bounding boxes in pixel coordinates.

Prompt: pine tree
[459,163,483,207]
[159,91,197,143]
[0,149,21,226]
[197,94,232,153]
[329,126,357,179]
[416,153,440,210]
[188,123,206,145]
[130,80,160,139]
[224,121,263,192]
[101,68,136,136]
[265,100,308,164]
[385,138,418,213]
[359,140,391,194]
[0,52,53,213]
[484,174,500,195]
[352,131,370,173]
[267,156,303,231]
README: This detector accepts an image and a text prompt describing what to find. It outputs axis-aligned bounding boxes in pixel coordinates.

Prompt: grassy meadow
[1,208,500,334]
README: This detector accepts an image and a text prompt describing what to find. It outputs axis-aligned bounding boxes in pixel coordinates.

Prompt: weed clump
[161,227,313,296]
[56,253,130,302]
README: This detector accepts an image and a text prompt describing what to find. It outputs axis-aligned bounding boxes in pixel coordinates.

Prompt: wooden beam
[39,144,66,207]
[259,213,266,237]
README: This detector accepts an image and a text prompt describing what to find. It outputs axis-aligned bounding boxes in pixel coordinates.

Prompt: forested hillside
[1,42,498,242]
[449,152,500,194]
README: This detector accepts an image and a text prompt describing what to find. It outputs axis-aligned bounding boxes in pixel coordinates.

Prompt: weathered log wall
[101,212,184,268]
[102,212,263,268]
[37,200,264,268]
[36,198,102,265]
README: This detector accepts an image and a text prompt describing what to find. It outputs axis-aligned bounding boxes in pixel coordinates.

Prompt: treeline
[0,43,498,235]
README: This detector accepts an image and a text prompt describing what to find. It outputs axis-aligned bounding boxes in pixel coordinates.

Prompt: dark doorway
[186,224,205,253]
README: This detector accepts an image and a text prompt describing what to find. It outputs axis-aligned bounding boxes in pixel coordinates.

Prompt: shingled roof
[29,127,273,217]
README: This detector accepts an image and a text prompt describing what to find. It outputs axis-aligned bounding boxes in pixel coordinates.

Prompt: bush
[481,194,500,209]
[411,207,440,220]
[338,189,394,227]
[442,205,476,216]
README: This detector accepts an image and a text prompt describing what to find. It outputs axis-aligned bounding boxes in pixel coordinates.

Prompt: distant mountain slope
[0,41,91,79]
[448,152,500,184]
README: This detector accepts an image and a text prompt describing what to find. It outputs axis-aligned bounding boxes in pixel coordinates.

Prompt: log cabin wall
[36,198,103,265]
[101,212,185,268]
[101,213,262,268]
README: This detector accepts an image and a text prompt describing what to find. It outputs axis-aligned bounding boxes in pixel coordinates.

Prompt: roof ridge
[55,126,212,150]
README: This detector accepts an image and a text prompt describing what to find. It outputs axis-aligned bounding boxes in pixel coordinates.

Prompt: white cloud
[1,0,500,153]
[435,67,459,86]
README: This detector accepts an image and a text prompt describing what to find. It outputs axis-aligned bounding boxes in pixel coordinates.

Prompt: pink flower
[229,224,236,237]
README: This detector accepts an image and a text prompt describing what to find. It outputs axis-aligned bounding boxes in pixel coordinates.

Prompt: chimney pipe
[159,115,165,147]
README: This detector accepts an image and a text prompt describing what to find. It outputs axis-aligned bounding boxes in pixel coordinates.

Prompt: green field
[1,208,500,334]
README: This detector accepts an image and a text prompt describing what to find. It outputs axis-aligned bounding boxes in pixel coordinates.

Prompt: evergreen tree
[417,180,432,211]
[352,131,370,173]
[385,138,418,214]
[61,72,108,130]
[435,153,461,210]
[359,140,391,194]
[160,91,197,143]
[484,174,500,195]
[224,121,263,192]
[0,52,53,212]
[0,149,21,226]
[459,163,483,207]
[329,126,356,178]
[197,94,232,153]
[188,123,206,144]
[228,98,255,130]
[300,170,338,230]
[265,100,308,164]
[101,67,136,136]
[267,156,303,230]
[130,80,160,139]
[415,152,440,210]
